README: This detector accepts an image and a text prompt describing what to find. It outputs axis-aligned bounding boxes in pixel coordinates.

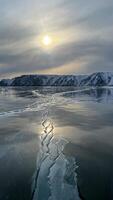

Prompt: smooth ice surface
[1,87,113,200]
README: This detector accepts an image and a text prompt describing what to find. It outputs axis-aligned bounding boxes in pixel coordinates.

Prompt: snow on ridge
[0,72,113,86]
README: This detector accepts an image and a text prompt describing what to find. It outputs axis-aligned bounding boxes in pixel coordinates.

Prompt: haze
[0,0,113,78]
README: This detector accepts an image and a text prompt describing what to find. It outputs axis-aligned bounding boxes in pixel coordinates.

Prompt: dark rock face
[11,75,44,86]
[0,72,113,87]
[0,80,8,86]
[0,79,11,86]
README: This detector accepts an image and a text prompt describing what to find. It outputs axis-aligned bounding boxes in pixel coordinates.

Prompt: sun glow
[42,35,52,46]
[38,33,60,50]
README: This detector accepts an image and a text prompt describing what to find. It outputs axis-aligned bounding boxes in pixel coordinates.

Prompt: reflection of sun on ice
[42,35,52,46]
[42,119,54,135]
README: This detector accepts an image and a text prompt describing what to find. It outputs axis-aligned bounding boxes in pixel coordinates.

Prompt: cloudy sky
[0,0,113,78]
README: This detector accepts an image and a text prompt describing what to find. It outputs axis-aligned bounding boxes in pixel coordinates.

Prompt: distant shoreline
[0,72,113,87]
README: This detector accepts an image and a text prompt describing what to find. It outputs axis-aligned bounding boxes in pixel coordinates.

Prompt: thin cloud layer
[0,0,113,77]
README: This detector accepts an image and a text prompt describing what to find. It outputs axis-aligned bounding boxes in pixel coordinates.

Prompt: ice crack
[32,119,81,200]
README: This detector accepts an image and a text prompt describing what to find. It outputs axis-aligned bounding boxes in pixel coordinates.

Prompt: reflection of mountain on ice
[61,87,113,103]
[32,120,80,200]
[0,87,113,118]
[1,87,113,199]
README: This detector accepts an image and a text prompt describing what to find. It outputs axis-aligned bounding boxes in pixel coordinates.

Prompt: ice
[32,120,80,200]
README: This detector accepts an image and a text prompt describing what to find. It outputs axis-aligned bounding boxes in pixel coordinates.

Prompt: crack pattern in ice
[0,88,90,118]
[31,119,80,200]
[1,87,113,118]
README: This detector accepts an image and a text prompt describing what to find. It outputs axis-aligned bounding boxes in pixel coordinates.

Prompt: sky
[0,0,113,78]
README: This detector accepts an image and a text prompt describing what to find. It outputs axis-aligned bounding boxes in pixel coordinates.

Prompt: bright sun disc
[42,35,52,46]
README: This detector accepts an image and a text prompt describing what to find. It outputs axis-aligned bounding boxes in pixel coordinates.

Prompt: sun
[42,35,52,46]
[38,34,58,50]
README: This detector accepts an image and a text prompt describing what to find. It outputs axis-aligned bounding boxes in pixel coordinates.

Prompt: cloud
[0,23,37,45]
[0,37,113,76]
[0,0,113,77]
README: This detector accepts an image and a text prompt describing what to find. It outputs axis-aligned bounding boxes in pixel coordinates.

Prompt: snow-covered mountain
[0,72,113,86]
[80,72,113,86]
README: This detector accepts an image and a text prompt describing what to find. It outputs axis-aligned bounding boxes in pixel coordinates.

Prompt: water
[0,86,113,200]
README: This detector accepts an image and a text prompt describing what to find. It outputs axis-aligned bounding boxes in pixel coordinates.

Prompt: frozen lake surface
[0,87,113,200]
